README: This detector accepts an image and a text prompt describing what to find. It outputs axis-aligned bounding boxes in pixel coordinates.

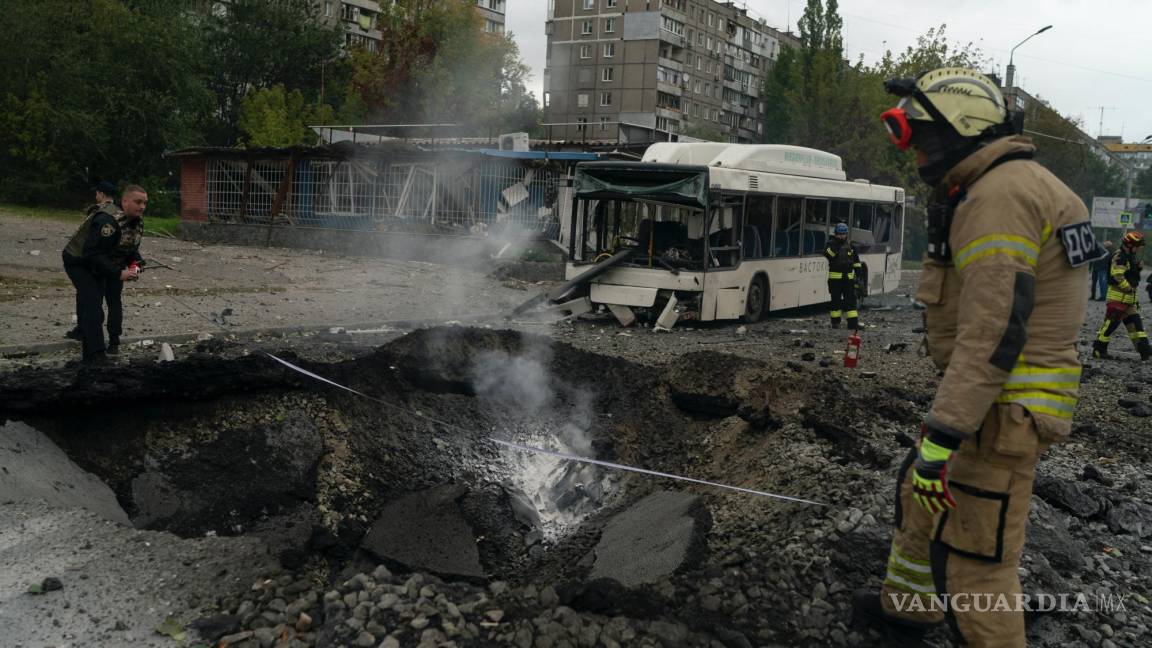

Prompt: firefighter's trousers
[827,277,859,329]
[880,404,1049,648]
[1095,301,1149,353]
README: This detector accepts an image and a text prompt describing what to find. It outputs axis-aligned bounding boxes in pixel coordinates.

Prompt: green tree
[682,124,725,142]
[0,0,212,204]
[1131,162,1152,200]
[1022,99,1125,205]
[353,0,540,137]
[239,85,323,147]
[202,0,346,144]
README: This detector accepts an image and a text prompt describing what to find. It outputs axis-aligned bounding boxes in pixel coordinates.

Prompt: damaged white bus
[556,143,904,329]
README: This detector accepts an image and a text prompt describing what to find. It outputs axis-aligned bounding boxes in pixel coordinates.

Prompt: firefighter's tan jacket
[916,136,1090,443]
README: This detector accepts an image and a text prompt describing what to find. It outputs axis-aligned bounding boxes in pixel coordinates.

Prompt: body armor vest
[64,202,120,258]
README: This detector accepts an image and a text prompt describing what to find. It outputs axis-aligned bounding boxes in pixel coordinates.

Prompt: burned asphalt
[3,218,1152,647]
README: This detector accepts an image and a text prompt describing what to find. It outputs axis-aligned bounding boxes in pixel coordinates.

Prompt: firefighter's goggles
[881,107,913,150]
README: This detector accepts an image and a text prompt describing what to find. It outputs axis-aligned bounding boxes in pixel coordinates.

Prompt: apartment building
[318,0,383,52]
[1103,141,1152,175]
[477,0,507,34]
[543,0,799,144]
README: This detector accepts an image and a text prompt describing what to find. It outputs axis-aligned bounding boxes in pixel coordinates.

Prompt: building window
[607,0,617,6]
[324,1,332,17]
[604,18,615,33]
[661,16,684,36]
[602,67,614,82]
[603,43,615,57]
[708,11,715,27]
[581,20,593,35]
[583,0,594,9]
[543,91,550,107]
[600,92,613,106]
[577,93,589,108]
[577,117,588,133]
[600,117,610,131]
[579,44,591,59]
[656,65,681,85]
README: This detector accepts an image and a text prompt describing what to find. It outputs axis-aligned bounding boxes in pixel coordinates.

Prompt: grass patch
[1,202,181,238]
[0,203,82,223]
[145,216,181,238]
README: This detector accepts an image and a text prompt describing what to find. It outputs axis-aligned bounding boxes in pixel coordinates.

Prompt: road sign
[1092,197,1152,228]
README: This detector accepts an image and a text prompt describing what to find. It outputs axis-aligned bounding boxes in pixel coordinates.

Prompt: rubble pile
[2,322,1152,647]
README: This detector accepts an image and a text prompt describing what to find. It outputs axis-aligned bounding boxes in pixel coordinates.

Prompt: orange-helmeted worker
[1092,230,1149,360]
[853,67,1104,648]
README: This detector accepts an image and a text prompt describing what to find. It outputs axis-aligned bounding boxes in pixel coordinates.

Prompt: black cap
[94,181,117,196]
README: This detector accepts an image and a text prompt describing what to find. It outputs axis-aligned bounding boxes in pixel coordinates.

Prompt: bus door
[876,201,903,292]
[701,194,746,320]
[768,196,804,309]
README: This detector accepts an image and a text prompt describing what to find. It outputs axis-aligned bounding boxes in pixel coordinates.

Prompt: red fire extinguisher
[844,331,862,368]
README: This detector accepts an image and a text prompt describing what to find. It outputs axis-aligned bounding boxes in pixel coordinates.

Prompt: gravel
[2,214,1151,647]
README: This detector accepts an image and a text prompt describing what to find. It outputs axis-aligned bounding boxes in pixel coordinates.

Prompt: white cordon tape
[491,438,827,507]
[263,351,827,507]
[164,282,829,505]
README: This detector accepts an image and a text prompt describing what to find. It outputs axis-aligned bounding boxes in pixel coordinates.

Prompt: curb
[0,313,510,359]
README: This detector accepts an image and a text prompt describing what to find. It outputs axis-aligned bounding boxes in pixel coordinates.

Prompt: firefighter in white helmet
[853,67,1104,647]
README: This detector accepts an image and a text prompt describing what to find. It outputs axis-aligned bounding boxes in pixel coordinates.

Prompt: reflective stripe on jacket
[916,136,1089,443]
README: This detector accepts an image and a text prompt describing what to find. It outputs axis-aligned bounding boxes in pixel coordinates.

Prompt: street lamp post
[1005,25,1053,89]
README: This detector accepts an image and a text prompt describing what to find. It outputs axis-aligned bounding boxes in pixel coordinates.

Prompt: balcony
[658,30,687,48]
[658,56,683,71]
[656,80,683,97]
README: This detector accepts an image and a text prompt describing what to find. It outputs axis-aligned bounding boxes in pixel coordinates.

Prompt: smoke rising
[468,335,607,534]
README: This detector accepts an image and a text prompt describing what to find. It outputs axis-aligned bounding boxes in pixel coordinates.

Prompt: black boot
[107,336,120,355]
[852,590,939,644]
[1092,340,1110,359]
[1137,338,1151,362]
[830,319,841,329]
[65,327,82,341]
[82,351,109,365]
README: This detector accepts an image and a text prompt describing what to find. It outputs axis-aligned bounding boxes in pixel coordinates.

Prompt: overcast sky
[506,0,1152,144]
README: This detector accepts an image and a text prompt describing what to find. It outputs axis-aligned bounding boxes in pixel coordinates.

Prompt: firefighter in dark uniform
[1093,230,1149,360]
[61,184,147,363]
[824,221,862,330]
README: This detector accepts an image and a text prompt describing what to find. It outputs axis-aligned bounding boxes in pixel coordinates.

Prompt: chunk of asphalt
[361,484,485,579]
[0,421,129,526]
[588,490,711,587]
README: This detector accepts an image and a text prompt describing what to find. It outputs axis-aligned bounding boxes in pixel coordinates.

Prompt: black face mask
[910,121,979,187]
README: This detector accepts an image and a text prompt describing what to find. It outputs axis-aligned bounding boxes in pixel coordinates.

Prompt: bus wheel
[743,275,768,323]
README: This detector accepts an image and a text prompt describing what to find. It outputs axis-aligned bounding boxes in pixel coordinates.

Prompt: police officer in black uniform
[65,181,119,341]
[61,184,147,363]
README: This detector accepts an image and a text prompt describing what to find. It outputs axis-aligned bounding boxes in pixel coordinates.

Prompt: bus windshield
[570,163,710,270]
[572,197,707,270]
